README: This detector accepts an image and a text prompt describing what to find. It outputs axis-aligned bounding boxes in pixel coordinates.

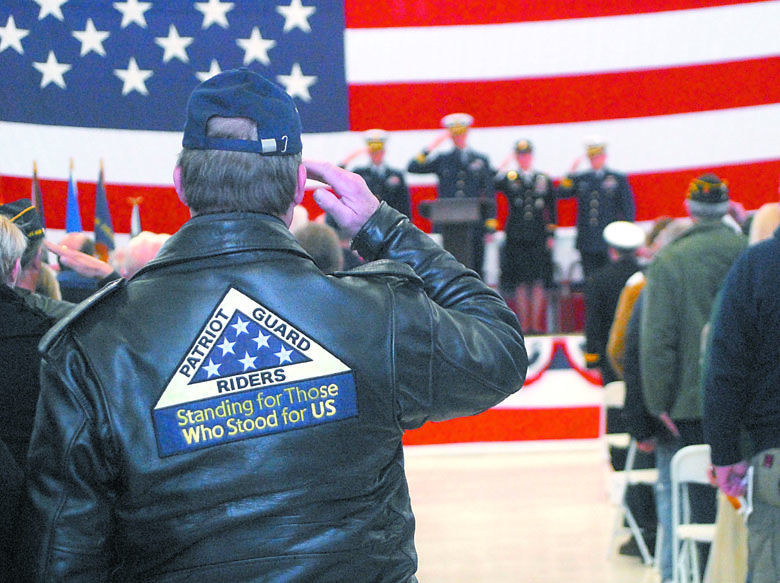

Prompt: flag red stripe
[348,57,780,131]
[3,159,778,234]
[344,0,765,28]
[401,407,601,445]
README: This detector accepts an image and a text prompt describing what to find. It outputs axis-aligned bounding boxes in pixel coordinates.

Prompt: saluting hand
[304,160,380,239]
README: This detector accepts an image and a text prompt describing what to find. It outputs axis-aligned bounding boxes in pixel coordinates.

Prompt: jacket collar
[138,211,311,276]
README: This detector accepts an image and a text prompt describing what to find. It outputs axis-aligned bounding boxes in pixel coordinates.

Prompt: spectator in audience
[294,222,344,274]
[21,69,527,582]
[583,220,644,385]
[119,231,171,278]
[56,231,102,302]
[702,180,780,583]
[640,173,747,583]
[0,199,73,319]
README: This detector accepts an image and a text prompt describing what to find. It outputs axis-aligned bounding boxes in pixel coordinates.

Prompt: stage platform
[403,334,603,446]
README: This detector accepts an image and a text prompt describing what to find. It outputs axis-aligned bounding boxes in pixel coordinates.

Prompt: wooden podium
[418,198,493,271]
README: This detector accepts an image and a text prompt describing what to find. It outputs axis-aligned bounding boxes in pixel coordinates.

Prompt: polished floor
[405,441,661,583]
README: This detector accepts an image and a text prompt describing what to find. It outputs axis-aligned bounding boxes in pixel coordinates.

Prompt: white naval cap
[441,112,474,131]
[603,221,645,251]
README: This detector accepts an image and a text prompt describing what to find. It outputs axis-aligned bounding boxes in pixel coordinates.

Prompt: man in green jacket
[639,173,746,583]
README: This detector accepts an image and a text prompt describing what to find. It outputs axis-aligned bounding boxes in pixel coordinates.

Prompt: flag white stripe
[345,3,780,83]
[3,104,777,186]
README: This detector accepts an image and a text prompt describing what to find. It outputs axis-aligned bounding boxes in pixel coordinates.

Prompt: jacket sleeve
[352,203,527,428]
[702,256,753,466]
[21,338,116,582]
[639,255,680,416]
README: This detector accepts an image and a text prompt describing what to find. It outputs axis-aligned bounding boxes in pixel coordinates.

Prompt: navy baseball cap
[182,68,302,156]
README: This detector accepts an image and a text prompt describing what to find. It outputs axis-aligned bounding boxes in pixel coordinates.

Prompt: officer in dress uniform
[347,130,412,219]
[408,113,495,277]
[559,137,636,279]
[494,139,557,334]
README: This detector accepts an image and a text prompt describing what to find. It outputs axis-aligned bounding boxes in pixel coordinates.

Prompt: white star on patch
[113,0,152,29]
[0,15,29,55]
[253,332,270,349]
[33,51,71,89]
[195,0,234,29]
[277,63,316,102]
[196,59,222,82]
[236,27,276,66]
[203,359,221,378]
[114,57,153,95]
[33,0,68,21]
[218,338,236,356]
[155,24,193,63]
[231,317,249,336]
[275,346,293,365]
[72,18,109,57]
[239,352,258,372]
[276,0,316,33]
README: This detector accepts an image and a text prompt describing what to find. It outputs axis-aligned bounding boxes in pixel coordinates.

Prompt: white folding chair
[603,381,659,566]
[671,444,717,583]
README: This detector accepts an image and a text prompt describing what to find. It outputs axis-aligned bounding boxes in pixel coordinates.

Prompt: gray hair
[0,216,28,285]
[688,200,730,220]
[177,116,301,216]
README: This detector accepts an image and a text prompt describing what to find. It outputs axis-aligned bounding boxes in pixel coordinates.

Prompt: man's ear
[9,257,22,287]
[173,166,186,205]
[294,163,306,206]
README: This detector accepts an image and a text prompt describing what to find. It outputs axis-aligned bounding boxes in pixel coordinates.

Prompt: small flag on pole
[94,160,115,261]
[129,197,143,237]
[65,159,83,232]
[31,161,46,229]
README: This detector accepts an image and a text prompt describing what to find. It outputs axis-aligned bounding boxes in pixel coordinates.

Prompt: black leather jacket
[23,204,527,582]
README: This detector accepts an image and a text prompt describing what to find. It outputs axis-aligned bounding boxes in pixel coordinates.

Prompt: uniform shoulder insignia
[335,259,423,285]
[507,170,518,181]
[560,177,573,188]
[39,278,125,353]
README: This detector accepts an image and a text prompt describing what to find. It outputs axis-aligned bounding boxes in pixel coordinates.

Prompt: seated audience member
[0,215,57,467]
[35,261,62,300]
[294,222,344,274]
[119,231,171,278]
[55,232,102,302]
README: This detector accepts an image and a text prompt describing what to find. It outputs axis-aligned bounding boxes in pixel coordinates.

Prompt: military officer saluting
[408,113,495,276]
[494,139,557,333]
[341,129,412,219]
[559,137,636,278]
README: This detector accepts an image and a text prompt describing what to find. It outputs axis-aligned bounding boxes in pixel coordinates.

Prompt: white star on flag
[114,57,153,95]
[33,0,68,22]
[253,332,270,349]
[33,51,71,89]
[195,0,234,29]
[203,359,221,378]
[72,18,109,57]
[155,24,193,63]
[231,316,249,336]
[275,346,293,365]
[239,352,258,371]
[196,59,222,82]
[276,0,316,34]
[218,338,236,356]
[277,63,316,102]
[237,27,276,66]
[113,0,152,29]
[0,16,29,54]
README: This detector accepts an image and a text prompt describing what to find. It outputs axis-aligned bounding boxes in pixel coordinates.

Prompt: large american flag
[0,0,778,234]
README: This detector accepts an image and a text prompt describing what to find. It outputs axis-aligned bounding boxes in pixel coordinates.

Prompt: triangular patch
[153,287,357,457]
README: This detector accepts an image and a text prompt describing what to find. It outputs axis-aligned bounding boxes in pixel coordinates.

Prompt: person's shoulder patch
[39,279,125,353]
[153,287,357,457]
